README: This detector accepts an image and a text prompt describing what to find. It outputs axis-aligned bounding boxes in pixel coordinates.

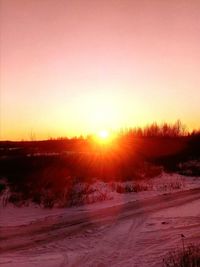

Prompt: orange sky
[1,0,200,140]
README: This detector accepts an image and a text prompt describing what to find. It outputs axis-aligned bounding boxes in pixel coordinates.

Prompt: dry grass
[163,243,200,267]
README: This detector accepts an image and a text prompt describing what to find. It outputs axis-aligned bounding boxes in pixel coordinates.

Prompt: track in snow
[1,188,200,267]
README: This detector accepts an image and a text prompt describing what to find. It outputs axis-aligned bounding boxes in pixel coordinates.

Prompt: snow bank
[1,172,200,227]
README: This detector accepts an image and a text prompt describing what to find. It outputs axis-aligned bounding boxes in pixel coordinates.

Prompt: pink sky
[1,0,200,140]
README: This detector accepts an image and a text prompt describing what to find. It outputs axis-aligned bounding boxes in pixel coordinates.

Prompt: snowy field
[0,172,200,266]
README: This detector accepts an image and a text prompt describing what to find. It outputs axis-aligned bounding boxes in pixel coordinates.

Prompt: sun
[99,130,109,139]
[95,129,111,144]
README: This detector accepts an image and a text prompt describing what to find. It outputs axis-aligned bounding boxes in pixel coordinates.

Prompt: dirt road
[1,188,200,266]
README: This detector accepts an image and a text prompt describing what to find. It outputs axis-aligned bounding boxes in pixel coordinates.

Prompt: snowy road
[1,188,200,266]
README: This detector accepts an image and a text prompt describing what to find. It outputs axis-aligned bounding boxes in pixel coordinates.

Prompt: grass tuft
[163,243,200,267]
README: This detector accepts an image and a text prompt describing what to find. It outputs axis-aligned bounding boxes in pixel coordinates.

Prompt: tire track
[1,188,200,258]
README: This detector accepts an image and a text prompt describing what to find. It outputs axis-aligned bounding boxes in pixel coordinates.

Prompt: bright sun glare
[99,130,109,139]
[96,130,112,144]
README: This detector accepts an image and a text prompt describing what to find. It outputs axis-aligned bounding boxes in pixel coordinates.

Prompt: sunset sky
[1,0,200,140]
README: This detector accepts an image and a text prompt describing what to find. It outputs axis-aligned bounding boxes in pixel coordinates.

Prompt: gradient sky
[1,0,200,140]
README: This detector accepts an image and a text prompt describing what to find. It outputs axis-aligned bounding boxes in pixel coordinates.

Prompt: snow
[0,205,70,227]
[0,172,200,267]
[1,172,200,227]
[0,254,66,267]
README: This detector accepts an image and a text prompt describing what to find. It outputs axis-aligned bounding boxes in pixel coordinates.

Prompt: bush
[114,182,149,194]
[163,243,200,267]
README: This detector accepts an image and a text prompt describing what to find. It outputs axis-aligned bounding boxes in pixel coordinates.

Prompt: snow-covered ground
[0,172,200,267]
[1,172,200,227]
